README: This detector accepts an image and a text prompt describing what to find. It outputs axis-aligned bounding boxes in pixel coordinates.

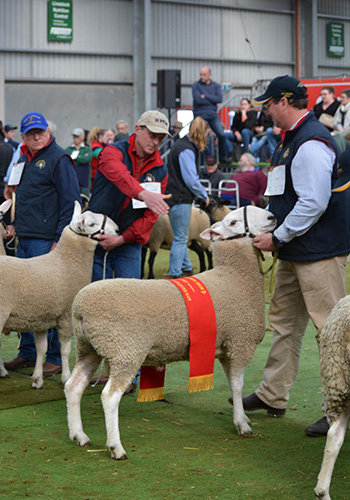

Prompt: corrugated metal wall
[317,0,350,76]
[0,0,295,86]
[0,0,133,83]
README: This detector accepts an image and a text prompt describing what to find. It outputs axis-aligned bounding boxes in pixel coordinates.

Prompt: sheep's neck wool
[137,277,217,402]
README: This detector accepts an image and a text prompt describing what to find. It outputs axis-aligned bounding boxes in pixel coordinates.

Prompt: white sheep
[65,206,276,460]
[314,295,350,500]
[0,199,12,256]
[0,201,119,386]
[141,207,213,279]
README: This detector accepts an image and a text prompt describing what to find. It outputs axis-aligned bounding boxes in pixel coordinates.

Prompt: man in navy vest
[4,112,80,376]
[88,110,171,388]
[233,76,350,437]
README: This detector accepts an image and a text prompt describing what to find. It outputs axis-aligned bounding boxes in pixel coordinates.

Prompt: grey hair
[47,120,57,136]
[116,120,128,127]
[243,152,256,167]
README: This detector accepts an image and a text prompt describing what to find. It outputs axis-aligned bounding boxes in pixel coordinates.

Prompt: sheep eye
[230,220,237,226]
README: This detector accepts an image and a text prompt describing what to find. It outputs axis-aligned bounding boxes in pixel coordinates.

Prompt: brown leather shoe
[4,355,35,371]
[42,361,62,377]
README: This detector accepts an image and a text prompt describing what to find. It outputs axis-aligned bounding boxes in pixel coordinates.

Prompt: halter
[69,214,108,241]
[227,205,257,240]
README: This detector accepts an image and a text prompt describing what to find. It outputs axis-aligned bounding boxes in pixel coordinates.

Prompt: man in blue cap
[4,112,80,376]
[229,76,350,437]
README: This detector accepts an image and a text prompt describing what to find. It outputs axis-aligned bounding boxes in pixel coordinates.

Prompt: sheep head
[200,206,276,241]
[69,200,119,237]
[0,199,12,221]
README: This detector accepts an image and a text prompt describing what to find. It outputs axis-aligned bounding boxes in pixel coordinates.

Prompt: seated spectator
[230,98,257,155]
[332,90,350,154]
[65,128,93,197]
[313,86,340,130]
[199,156,225,191]
[221,152,267,207]
[250,112,281,161]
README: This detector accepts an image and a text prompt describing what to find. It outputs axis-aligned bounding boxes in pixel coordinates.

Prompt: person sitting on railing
[249,112,281,162]
[230,98,257,154]
[199,156,225,192]
[221,152,268,207]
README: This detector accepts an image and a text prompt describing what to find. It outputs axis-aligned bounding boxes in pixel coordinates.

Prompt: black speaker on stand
[157,70,181,124]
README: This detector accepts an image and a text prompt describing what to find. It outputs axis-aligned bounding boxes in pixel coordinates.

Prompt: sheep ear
[71,200,82,222]
[0,199,12,214]
[200,228,212,240]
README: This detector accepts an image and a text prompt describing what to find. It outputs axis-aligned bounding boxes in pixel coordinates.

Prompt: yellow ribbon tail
[188,374,214,393]
[137,386,164,402]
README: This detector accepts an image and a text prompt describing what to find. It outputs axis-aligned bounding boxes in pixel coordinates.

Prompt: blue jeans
[231,129,253,152]
[16,238,61,365]
[266,128,280,157]
[197,114,227,162]
[92,242,142,384]
[168,204,192,277]
[250,134,268,158]
[92,243,142,281]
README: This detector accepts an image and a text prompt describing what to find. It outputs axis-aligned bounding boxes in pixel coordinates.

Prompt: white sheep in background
[141,207,213,279]
[0,199,12,256]
[314,295,350,500]
[0,201,119,385]
[65,206,276,460]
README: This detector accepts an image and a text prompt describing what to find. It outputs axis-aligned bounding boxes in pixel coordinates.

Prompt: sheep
[0,199,12,256]
[0,201,119,386]
[65,205,276,460]
[314,295,350,500]
[141,207,213,279]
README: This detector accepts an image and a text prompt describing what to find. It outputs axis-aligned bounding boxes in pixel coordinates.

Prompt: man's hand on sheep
[98,234,125,251]
[4,225,15,239]
[138,190,171,215]
[253,233,276,252]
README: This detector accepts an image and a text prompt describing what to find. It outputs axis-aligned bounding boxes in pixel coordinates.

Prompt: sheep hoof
[236,423,253,436]
[109,446,127,460]
[314,487,330,500]
[0,372,9,378]
[32,381,43,390]
[73,433,91,447]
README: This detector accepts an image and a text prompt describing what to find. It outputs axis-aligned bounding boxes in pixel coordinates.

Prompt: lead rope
[258,250,279,294]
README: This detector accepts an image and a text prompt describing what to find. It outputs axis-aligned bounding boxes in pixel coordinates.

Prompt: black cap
[332,150,350,192]
[206,156,217,166]
[4,124,17,132]
[253,75,308,105]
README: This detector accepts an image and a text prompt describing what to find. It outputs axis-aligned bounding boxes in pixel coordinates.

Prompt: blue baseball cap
[20,112,49,135]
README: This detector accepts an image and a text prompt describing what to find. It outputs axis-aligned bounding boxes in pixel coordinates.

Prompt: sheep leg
[32,331,48,389]
[147,251,157,279]
[101,379,126,460]
[65,353,102,447]
[0,336,9,378]
[219,357,252,436]
[314,413,349,500]
[141,246,147,279]
[205,248,213,270]
[59,336,72,385]
[189,240,206,272]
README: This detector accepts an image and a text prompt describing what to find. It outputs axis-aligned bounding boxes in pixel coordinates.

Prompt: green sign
[48,0,73,42]
[328,22,344,57]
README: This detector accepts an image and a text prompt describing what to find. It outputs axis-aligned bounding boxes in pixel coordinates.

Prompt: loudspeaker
[157,69,181,109]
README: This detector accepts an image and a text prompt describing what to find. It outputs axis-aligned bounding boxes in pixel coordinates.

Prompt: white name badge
[70,150,79,160]
[132,182,161,209]
[264,164,286,196]
[8,162,25,186]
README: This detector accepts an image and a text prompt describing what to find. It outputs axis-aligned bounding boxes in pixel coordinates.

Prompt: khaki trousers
[256,255,347,409]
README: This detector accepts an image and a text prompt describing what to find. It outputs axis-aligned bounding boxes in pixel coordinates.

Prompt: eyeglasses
[263,98,281,112]
[25,129,47,137]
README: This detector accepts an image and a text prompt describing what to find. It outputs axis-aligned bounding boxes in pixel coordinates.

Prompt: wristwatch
[271,232,284,248]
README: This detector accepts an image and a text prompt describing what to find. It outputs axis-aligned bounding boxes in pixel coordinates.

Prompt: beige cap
[137,110,172,137]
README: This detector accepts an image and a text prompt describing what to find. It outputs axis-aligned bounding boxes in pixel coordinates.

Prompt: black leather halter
[227,206,257,240]
[69,214,108,241]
